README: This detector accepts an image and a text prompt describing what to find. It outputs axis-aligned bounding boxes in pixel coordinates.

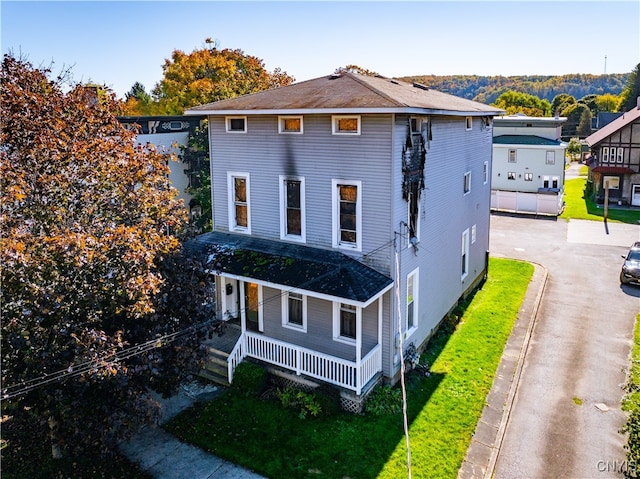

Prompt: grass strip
[165,257,533,479]
[560,177,640,224]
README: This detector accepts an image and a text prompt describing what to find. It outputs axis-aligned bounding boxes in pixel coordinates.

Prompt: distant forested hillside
[398,74,628,104]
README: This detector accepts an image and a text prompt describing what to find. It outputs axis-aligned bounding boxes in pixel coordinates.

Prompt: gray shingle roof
[184,232,393,305]
[185,72,504,116]
[586,107,640,147]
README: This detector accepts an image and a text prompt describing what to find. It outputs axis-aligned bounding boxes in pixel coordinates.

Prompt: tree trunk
[48,416,63,459]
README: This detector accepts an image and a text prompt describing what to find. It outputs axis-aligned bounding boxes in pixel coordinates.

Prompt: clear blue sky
[2,1,639,99]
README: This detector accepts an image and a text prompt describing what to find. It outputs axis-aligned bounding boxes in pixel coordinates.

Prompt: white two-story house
[491,113,568,216]
[184,72,503,408]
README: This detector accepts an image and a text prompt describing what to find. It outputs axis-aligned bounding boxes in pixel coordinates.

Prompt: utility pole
[604,55,607,74]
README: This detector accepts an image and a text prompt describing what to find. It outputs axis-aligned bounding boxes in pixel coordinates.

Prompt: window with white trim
[524,172,533,181]
[282,291,306,331]
[461,228,470,280]
[228,172,250,233]
[333,302,357,343]
[616,147,624,163]
[278,116,303,134]
[465,116,473,130]
[406,268,419,332]
[546,151,555,165]
[601,147,609,162]
[543,176,550,188]
[332,179,362,251]
[226,116,247,133]
[279,176,305,242]
[332,115,361,135]
[508,149,517,163]
[464,171,471,195]
[471,224,477,244]
[552,177,559,188]
[483,161,489,184]
[508,172,516,180]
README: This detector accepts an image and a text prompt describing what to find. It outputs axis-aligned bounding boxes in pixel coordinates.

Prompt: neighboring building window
[332,179,362,251]
[332,115,361,135]
[228,173,250,233]
[282,291,306,331]
[483,161,489,184]
[226,116,247,133]
[471,224,477,243]
[601,147,609,162]
[278,116,303,134]
[508,149,517,163]
[524,173,533,181]
[543,176,550,188]
[464,171,471,194]
[279,176,305,242]
[508,172,516,180]
[617,147,624,163]
[546,151,555,165]
[333,302,357,343]
[406,269,419,332]
[465,116,473,130]
[552,177,559,188]
[461,228,470,280]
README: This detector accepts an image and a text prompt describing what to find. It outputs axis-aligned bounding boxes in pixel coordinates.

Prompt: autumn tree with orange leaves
[1,55,214,472]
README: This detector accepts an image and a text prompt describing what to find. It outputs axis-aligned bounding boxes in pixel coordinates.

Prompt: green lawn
[165,258,534,479]
[622,313,640,471]
[560,177,640,224]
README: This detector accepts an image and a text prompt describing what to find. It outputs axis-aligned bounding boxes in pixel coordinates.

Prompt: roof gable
[586,107,640,146]
[186,72,504,116]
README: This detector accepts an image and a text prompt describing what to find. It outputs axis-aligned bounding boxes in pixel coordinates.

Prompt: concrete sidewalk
[458,263,548,478]
[119,384,265,479]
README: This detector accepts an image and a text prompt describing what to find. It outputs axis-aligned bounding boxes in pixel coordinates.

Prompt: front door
[633,184,640,207]
[244,282,260,332]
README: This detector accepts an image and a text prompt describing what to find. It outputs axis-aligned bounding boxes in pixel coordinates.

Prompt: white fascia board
[185,108,502,117]
[212,271,393,308]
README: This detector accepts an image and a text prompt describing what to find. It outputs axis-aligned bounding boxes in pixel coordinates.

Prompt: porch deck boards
[203,322,242,354]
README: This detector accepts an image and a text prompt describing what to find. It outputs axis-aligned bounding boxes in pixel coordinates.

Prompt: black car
[620,242,640,286]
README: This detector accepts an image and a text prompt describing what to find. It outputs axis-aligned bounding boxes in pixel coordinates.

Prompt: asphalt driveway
[489,213,640,478]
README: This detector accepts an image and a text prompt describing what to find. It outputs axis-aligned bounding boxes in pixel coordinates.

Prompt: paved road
[489,213,640,479]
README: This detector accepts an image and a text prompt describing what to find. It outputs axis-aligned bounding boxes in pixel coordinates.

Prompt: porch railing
[234,332,381,395]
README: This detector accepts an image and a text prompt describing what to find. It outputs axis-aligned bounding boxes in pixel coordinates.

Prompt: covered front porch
[186,231,393,395]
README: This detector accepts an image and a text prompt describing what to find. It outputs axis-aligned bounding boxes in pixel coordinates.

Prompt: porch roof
[591,166,636,175]
[184,232,393,305]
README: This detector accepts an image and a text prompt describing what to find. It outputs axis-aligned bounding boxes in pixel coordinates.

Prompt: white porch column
[355,306,362,394]
[239,281,246,332]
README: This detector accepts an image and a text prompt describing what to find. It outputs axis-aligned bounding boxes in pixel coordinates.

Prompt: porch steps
[199,345,231,387]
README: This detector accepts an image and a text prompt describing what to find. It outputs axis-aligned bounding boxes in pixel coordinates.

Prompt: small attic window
[465,116,473,130]
[279,116,303,134]
[226,116,247,133]
[332,115,361,135]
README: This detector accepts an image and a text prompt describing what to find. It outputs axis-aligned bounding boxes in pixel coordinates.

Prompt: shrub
[231,362,267,397]
[365,384,402,416]
[277,387,323,419]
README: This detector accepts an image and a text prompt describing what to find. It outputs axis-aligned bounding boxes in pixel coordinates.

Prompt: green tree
[618,63,640,112]
[577,108,593,137]
[551,93,576,116]
[567,137,582,160]
[596,93,620,112]
[122,81,154,115]
[1,55,211,470]
[492,90,552,116]
[337,64,379,76]
[560,102,590,139]
[181,121,212,233]
[152,38,295,114]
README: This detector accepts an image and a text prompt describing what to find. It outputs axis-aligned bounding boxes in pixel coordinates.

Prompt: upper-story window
[508,172,516,180]
[508,149,517,163]
[407,188,420,245]
[279,176,305,242]
[601,147,609,162]
[332,180,362,251]
[228,172,251,233]
[332,115,361,135]
[465,116,473,130]
[524,173,533,181]
[483,161,489,184]
[278,116,303,134]
[226,116,247,133]
[546,151,555,165]
[463,171,471,195]
[616,147,624,163]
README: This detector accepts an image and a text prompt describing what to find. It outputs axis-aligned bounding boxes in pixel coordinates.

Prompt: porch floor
[203,321,242,354]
